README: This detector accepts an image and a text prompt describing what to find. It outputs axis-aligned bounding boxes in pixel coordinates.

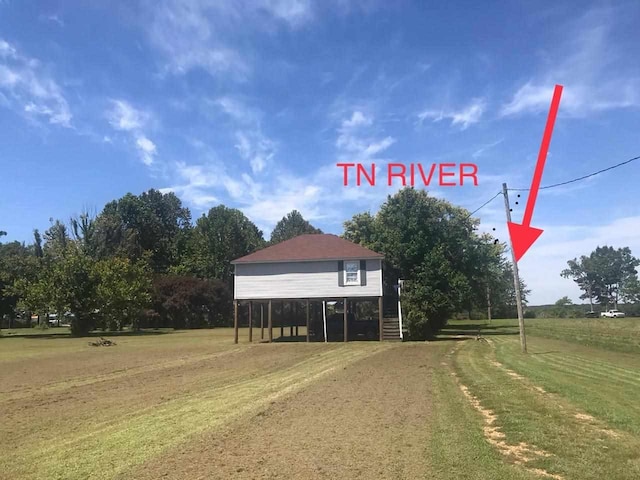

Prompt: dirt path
[127,343,438,480]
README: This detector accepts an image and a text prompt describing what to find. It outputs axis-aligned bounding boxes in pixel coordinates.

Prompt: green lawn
[2,318,639,479]
[441,317,640,479]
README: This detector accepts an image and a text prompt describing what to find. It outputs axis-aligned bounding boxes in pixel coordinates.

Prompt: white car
[600,309,625,318]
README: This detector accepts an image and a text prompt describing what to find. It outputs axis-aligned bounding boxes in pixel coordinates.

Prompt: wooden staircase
[382,317,404,341]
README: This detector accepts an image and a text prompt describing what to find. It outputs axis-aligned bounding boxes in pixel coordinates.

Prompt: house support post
[343,298,348,342]
[248,301,253,343]
[260,304,264,340]
[233,300,239,344]
[268,300,273,343]
[280,301,284,339]
[306,299,310,342]
[378,296,383,342]
[322,300,328,343]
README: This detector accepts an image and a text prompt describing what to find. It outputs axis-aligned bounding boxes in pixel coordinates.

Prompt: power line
[508,154,640,192]
[467,191,503,217]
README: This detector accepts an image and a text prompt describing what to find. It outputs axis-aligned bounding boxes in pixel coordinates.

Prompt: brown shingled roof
[231,234,383,264]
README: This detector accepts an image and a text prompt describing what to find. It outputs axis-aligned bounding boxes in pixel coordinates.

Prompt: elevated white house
[231,234,385,343]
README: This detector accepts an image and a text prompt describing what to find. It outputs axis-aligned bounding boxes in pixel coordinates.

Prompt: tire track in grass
[5,344,392,480]
[485,340,621,440]
[452,339,640,480]
[448,341,563,480]
[492,337,640,436]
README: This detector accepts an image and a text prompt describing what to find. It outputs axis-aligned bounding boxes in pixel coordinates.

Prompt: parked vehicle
[584,311,597,317]
[600,309,625,318]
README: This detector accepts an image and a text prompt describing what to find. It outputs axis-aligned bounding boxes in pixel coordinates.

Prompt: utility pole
[503,183,527,353]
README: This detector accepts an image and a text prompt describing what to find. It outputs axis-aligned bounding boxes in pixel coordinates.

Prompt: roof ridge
[231,233,383,264]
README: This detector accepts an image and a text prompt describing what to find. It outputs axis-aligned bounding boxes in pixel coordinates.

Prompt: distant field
[1,318,639,479]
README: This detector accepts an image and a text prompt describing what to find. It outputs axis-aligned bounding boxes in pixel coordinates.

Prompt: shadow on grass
[272,334,380,343]
[1,329,178,340]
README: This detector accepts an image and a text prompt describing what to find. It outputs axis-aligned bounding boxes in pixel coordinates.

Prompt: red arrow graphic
[508,84,563,262]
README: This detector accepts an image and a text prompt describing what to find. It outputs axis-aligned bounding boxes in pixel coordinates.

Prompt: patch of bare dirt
[124,344,439,480]
[0,343,340,453]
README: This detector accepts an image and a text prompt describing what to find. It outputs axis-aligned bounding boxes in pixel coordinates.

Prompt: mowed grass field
[1,318,639,480]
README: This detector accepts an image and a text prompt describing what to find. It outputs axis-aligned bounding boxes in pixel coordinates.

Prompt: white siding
[234,259,382,300]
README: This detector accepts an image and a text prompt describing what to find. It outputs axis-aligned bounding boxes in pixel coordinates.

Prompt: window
[344,260,359,285]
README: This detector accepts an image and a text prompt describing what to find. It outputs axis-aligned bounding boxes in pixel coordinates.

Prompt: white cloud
[144,0,316,80]
[418,98,486,130]
[472,138,504,159]
[212,96,275,173]
[0,39,72,127]
[0,40,16,58]
[106,99,158,166]
[107,100,148,131]
[336,110,395,158]
[135,136,157,166]
[501,8,640,117]
[234,131,275,173]
[342,110,372,128]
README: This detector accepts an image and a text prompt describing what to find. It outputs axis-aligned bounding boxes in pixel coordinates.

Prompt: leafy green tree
[1,240,38,325]
[561,255,601,312]
[562,246,639,309]
[93,189,191,272]
[621,276,640,304]
[71,211,97,257]
[179,206,265,286]
[344,188,508,338]
[343,212,377,247]
[94,257,152,331]
[17,244,98,335]
[33,229,43,259]
[269,210,322,244]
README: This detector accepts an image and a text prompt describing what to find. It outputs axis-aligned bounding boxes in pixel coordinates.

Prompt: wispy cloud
[472,138,504,159]
[0,39,72,127]
[38,14,64,27]
[501,8,640,117]
[336,110,395,157]
[418,98,486,130]
[144,0,316,80]
[214,96,275,173]
[107,100,149,131]
[106,99,157,166]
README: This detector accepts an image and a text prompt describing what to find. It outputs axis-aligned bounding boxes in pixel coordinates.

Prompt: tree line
[1,187,526,338]
[561,246,640,312]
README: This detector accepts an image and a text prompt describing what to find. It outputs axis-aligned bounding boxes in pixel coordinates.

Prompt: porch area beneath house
[233,297,402,343]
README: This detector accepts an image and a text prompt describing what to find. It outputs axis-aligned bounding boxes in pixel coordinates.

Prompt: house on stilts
[231,234,403,343]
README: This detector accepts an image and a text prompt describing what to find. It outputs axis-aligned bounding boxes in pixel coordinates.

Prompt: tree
[269,210,322,244]
[71,211,97,257]
[621,276,640,304]
[179,206,265,286]
[343,188,509,338]
[0,240,37,325]
[149,275,232,328]
[17,244,98,335]
[561,256,600,312]
[555,296,573,306]
[343,212,377,248]
[93,189,191,272]
[562,246,639,310]
[94,257,152,331]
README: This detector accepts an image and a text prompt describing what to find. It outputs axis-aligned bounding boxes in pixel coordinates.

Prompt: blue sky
[1,1,639,304]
